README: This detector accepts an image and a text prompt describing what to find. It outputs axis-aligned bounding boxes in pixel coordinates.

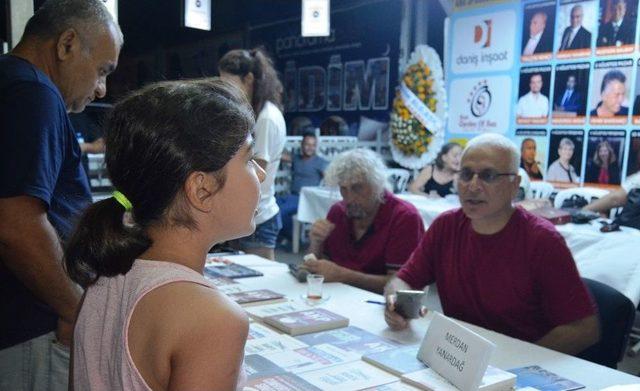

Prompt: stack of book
[262,308,350,336]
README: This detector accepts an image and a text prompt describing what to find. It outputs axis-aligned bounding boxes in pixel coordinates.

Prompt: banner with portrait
[447,0,640,183]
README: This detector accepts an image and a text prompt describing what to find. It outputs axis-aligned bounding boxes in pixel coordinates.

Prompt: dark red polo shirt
[324,191,425,275]
[397,207,596,342]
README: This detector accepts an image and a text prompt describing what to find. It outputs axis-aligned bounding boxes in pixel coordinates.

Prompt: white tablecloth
[297,186,640,306]
[226,255,640,390]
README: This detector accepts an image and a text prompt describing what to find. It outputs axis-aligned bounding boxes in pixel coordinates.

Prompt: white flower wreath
[390,45,448,170]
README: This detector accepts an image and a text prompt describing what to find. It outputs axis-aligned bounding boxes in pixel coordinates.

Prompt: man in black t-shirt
[0,1,122,388]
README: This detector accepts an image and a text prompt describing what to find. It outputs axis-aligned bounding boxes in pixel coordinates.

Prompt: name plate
[418,312,495,391]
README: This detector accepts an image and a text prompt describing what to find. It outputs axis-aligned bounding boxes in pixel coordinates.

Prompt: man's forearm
[583,189,627,214]
[339,268,394,294]
[308,239,324,259]
[80,138,105,154]
[0,215,81,323]
[535,315,599,355]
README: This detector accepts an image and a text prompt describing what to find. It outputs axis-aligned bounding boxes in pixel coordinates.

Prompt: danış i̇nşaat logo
[474,20,491,49]
[468,80,491,117]
[452,10,515,74]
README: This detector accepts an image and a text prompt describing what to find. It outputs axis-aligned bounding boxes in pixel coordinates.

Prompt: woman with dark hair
[219,47,286,260]
[585,140,621,184]
[66,79,265,390]
[408,142,462,197]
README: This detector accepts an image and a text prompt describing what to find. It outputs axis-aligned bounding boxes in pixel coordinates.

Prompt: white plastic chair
[518,168,532,200]
[553,187,610,209]
[387,168,411,194]
[529,181,555,200]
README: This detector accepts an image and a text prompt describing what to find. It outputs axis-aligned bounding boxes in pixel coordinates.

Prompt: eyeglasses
[456,168,517,184]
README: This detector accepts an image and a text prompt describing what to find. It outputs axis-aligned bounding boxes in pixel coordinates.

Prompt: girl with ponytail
[65,78,264,390]
[218,47,286,261]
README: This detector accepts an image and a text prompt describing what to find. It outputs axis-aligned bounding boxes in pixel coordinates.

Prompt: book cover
[203,275,237,287]
[245,335,308,355]
[402,366,516,391]
[247,322,281,340]
[258,343,361,374]
[263,308,349,336]
[295,326,401,356]
[298,361,398,390]
[245,301,312,321]
[243,373,321,391]
[242,354,287,381]
[203,276,256,295]
[203,263,263,279]
[507,365,585,391]
[363,345,428,376]
[227,289,286,306]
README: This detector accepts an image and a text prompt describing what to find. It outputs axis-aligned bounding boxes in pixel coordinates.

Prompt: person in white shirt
[220,48,287,260]
[547,137,578,183]
[517,73,549,118]
[522,11,551,55]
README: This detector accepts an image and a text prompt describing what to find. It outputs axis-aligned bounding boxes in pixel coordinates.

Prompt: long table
[226,254,639,390]
[297,186,640,307]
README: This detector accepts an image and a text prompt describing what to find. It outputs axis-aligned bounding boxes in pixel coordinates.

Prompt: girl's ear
[184,172,218,212]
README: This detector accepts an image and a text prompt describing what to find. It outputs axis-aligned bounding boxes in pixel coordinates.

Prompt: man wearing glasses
[384,134,598,355]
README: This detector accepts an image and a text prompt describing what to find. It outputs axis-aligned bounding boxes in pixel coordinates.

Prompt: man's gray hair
[462,133,520,173]
[23,0,123,48]
[324,148,389,201]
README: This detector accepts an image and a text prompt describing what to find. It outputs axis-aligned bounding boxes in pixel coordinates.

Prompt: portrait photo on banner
[547,129,585,183]
[627,130,640,176]
[515,129,548,180]
[552,62,591,123]
[596,0,638,55]
[584,130,626,185]
[517,66,552,124]
[556,0,598,59]
[632,59,640,124]
[521,1,557,62]
[589,59,632,125]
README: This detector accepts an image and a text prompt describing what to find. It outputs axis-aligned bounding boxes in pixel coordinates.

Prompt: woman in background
[408,142,462,198]
[66,79,264,390]
[547,137,579,183]
[219,48,286,261]
[585,140,620,184]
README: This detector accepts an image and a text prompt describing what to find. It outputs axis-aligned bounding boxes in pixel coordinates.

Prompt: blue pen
[366,300,386,306]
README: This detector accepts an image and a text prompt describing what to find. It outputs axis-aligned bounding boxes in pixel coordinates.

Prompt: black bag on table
[560,194,589,209]
[613,188,640,230]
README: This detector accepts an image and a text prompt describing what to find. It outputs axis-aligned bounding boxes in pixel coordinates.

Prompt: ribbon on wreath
[399,82,443,132]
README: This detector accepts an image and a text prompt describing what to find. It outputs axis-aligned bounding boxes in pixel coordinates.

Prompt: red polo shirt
[323,191,425,275]
[397,207,595,342]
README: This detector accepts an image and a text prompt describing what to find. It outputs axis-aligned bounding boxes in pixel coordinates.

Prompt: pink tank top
[73,259,246,390]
